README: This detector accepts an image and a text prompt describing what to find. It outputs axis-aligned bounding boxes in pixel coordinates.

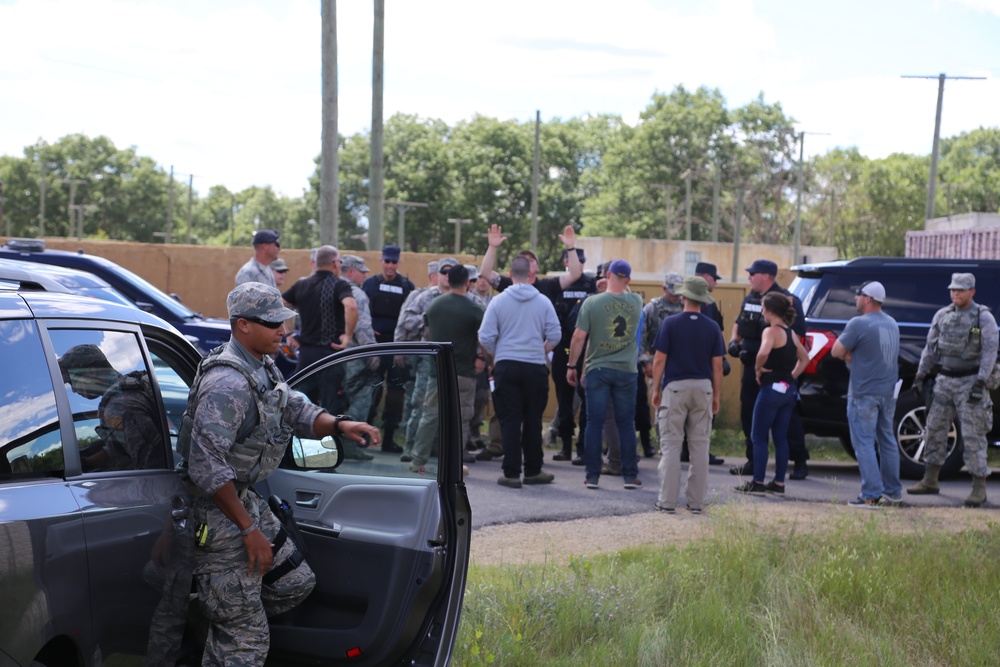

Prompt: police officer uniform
[909,272,997,507]
[730,259,810,477]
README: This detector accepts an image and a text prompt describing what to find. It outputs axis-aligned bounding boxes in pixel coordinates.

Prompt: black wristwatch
[332,415,352,433]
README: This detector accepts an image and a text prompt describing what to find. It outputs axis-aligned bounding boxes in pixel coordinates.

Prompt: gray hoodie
[478,282,561,365]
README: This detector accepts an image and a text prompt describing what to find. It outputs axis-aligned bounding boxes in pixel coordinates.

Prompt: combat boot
[965,476,988,508]
[553,437,573,461]
[906,463,941,495]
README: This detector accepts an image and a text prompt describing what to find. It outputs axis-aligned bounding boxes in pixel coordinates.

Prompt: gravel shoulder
[469,499,998,567]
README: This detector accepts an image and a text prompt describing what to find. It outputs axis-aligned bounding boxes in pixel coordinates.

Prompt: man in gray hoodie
[478,255,562,488]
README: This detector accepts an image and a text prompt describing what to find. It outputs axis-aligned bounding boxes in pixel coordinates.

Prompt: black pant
[492,360,549,478]
[296,345,346,415]
[551,347,578,443]
[739,360,808,464]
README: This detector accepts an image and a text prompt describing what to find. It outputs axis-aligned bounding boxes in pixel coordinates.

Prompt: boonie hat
[227,283,296,323]
[948,273,975,290]
[855,280,886,303]
[607,259,632,279]
[675,276,715,305]
[253,229,280,246]
[662,271,684,295]
[381,245,401,261]
[270,258,289,273]
[340,254,370,273]
[745,259,778,276]
[695,261,722,281]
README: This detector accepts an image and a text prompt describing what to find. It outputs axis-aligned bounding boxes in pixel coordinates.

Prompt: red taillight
[802,330,836,375]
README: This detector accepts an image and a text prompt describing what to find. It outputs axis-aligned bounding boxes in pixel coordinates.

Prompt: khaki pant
[656,378,713,510]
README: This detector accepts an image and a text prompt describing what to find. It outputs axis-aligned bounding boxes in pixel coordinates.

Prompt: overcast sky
[2,0,998,197]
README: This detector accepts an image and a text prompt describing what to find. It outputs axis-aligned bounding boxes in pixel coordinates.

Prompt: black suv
[0,238,231,354]
[0,266,470,666]
[790,257,1000,479]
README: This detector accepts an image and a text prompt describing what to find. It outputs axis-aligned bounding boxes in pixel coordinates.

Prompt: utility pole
[446,218,472,254]
[0,181,5,238]
[321,0,339,246]
[384,200,428,249]
[165,165,175,244]
[902,73,985,222]
[187,174,194,244]
[680,168,693,241]
[711,164,720,243]
[653,183,676,239]
[38,161,57,237]
[63,178,86,238]
[731,191,744,283]
[229,193,236,246]
[530,110,541,250]
[793,131,830,263]
[368,0,385,250]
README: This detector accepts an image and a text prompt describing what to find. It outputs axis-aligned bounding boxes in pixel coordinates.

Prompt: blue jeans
[751,382,798,484]
[583,367,638,481]
[847,394,902,500]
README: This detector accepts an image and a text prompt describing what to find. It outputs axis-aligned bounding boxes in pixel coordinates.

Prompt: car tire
[893,390,965,480]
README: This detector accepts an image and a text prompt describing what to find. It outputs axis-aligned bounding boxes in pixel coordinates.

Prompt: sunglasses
[243,316,284,329]
[383,259,399,264]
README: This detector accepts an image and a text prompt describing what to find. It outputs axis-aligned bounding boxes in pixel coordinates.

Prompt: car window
[48,329,170,473]
[0,320,63,478]
[815,273,952,324]
[289,349,443,479]
[147,349,194,457]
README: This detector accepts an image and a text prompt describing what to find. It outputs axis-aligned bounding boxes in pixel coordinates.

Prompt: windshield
[107,262,200,320]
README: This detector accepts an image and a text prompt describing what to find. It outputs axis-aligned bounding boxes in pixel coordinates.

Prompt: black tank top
[760,326,796,385]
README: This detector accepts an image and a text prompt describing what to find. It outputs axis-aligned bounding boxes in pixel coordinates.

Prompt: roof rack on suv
[0,266,71,294]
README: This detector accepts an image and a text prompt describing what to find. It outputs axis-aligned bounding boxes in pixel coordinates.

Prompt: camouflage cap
[948,273,975,290]
[269,258,289,272]
[227,282,297,322]
[663,271,684,295]
[427,260,440,275]
[464,264,480,280]
[340,254,370,273]
[438,257,460,273]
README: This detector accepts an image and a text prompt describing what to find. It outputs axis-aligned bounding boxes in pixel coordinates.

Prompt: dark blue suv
[0,238,231,354]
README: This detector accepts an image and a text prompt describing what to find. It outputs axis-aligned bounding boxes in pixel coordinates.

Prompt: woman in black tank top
[735,292,809,496]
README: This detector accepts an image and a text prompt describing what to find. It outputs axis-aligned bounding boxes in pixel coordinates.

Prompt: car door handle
[294,492,321,510]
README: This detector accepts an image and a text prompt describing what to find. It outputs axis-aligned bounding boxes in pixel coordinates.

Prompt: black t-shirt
[282,271,354,347]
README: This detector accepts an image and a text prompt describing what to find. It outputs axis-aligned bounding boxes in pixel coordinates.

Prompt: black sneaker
[686,505,703,515]
[708,453,725,465]
[735,480,766,496]
[764,481,785,496]
[654,502,675,514]
[729,461,754,476]
[552,451,573,461]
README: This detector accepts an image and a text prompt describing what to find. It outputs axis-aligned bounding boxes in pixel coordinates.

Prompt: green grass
[456,511,1000,666]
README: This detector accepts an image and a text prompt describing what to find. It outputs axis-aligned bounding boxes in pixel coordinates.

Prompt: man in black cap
[235,229,282,287]
[695,262,725,331]
[728,259,810,479]
[362,245,416,452]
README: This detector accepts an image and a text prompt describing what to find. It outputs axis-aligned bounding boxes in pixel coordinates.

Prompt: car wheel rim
[896,404,958,464]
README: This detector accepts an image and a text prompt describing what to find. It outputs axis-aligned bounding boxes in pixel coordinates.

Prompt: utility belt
[939,367,978,378]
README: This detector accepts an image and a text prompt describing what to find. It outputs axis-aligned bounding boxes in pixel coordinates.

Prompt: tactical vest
[368,274,412,321]
[735,285,793,344]
[177,344,293,495]
[555,275,597,334]
[96,370,165,470]
[935,303,986,371]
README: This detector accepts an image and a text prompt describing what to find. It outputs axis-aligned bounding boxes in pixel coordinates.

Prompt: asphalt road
[463,451,997,530]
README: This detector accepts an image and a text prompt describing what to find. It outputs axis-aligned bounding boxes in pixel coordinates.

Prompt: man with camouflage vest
[908,272,997,507]
[179,282,379,665]
[642,272,684,357]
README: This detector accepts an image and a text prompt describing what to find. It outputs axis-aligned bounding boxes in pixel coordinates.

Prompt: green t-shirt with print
[576,290,643,375]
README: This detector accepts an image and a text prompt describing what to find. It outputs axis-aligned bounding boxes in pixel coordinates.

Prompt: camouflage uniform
[178,284,325,666]
[917,297,998,477]
[234,257,276,288]
[641,273,684,356]
[344,282,378,423]
[95,370,166,471]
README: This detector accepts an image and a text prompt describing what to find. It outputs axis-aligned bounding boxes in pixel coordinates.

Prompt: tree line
[2,85,999,272]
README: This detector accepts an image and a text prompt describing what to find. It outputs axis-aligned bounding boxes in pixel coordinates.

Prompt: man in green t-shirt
[567,259,644,490]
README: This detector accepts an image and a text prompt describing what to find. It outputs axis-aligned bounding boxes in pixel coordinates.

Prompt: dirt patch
[469,499,998,567]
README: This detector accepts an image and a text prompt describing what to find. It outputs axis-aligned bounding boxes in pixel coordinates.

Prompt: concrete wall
[925,212,1000,232]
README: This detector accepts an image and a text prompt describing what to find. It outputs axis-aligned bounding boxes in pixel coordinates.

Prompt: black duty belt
[939,368,977,378]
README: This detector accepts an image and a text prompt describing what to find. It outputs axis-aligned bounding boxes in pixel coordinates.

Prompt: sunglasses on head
[243,316,283,329]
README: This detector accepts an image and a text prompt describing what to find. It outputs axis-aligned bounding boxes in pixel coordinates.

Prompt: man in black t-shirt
[282,244,356,414]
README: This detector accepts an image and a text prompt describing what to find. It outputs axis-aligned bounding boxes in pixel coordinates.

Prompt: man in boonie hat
[649,275,726,514]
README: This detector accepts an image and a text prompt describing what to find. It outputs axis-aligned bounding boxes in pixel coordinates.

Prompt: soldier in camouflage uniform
[58,344,166,471]
[340,254,380,457]
[908,272,997,507]
[642,272,684,357]
[179,282,379,666]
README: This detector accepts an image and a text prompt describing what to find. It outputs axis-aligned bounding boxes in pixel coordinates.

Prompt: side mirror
[289,435,344,470]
